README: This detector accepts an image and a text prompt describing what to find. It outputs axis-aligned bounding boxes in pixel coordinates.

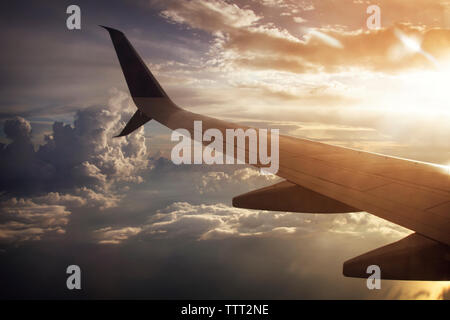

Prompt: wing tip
[99,25,124,35]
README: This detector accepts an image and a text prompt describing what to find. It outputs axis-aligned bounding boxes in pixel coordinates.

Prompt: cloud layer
[94,201,410,244]
[0,198,69,242]
[161,0,450,74]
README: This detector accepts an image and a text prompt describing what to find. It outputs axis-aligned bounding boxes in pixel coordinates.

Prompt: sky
[0,0,449,299]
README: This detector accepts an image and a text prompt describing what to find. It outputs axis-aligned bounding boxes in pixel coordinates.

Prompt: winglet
[101,25,168,98]
[99,25,122,34]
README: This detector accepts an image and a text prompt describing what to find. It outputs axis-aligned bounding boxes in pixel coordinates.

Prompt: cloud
[0,90,150,243]
[195,167,279,194]
[161,0,262,33]
[93,226,142,244]
[255,0,287,8]
[256,0,447,29]
[0,90,148,196]
[72,187,120,210]
[160,1,450,74]
[293,16,307,24]
[0,198,70,243]
[95,201,410,243]
[3,116,32,141]
[142,202,286,240]
[224,25,450,73]
[254,0,314,12]
[33,192,87,208]
[386,282,450,300]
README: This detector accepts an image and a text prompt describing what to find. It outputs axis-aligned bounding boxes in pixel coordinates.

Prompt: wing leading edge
[103,27,450,280]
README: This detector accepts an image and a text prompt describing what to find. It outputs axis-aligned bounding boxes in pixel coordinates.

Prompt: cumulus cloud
[195,167,280,194]
[3,116,32,141]
[0,90,148,196]
[0,90,149,242]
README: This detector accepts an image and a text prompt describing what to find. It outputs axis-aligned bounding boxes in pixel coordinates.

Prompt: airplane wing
[102,26,450,281]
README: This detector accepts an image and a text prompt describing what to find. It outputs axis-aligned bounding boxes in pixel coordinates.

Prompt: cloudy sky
[0,0,449,299]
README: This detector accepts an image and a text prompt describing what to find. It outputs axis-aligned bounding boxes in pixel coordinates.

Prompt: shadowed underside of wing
[232,180,359,213]
[103,26,450,280]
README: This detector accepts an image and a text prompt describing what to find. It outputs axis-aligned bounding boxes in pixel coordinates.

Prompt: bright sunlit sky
[0,0,449,299]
